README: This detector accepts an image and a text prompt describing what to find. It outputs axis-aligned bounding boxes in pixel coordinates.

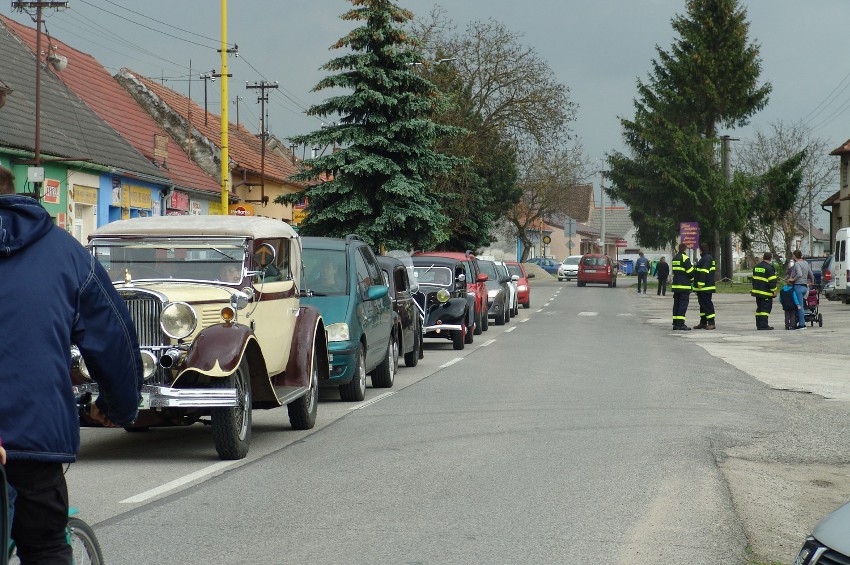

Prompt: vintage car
[378,255,423,367]
[415,251,488,335]
[75,216,329,460]
[411,255,474,350]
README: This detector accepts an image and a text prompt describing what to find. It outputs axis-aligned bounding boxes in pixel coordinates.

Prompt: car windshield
[506,264,523,277]
[478,260,499,280]
[303,249,348,295]
[91,237,246,283]
[582,256,607,266]
[565,257,580,265]
[413,266,453,287]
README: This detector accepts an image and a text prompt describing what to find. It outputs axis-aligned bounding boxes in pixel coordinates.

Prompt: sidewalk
[631,286,850,401]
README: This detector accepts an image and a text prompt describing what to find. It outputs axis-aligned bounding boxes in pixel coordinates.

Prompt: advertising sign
[43,178,60,204]
[680,222,699,250]
[229,203,255,216]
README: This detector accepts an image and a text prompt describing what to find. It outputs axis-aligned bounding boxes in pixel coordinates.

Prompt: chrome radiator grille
[119,292,164,347]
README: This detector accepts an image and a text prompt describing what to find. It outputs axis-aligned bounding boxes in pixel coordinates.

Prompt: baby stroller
[804,287,823,327]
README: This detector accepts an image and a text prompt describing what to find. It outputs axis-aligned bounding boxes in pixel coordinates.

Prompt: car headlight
[326,322,350,342]
[436,289,450,303]
[160,302,197,340]
[487,289,499,298]
[141,350,158,380]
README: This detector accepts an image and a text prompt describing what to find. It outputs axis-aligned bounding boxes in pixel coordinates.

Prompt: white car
[557,255,582,281]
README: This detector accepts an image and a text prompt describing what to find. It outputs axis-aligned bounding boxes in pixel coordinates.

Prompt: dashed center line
[505,326,517,333]
[480,339,497,347]
[578,312,598,316]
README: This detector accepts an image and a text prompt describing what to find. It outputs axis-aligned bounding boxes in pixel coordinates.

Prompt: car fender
[428,297,467,325]
[174,324,278,405]
[465,293,476,326]
[282,305,330,387]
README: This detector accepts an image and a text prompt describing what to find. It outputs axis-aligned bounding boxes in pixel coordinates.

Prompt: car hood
[300,294,352,325]
[812,499,850,553]
[113,281,235,303]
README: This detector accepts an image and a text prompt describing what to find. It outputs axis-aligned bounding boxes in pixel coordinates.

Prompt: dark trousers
[672,291,689,326]
[784,309,797,329]
[636,272,647,293]
[696,291,715,322]
[5,460,71,564]
[755,297,772,328]
[657,278,667,295]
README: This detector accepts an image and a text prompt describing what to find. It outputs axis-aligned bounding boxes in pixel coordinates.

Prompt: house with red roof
[116,69,306,223]
[1,14,224,225]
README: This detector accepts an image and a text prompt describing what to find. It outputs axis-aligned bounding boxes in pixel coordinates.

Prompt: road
[67,277,849,564]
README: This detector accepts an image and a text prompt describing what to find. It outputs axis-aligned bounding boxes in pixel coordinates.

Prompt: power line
[75,0,219,50]
[95,0,231,47]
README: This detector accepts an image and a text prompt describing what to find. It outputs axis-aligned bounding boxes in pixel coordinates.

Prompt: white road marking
[120,461,237,503]
[350,391,396,410]
[480,339,497,347]
[505,326,517,333]
[578,312,598,316]
[520,318,530,323]
[440,357,464,369]
[536,309,544,313]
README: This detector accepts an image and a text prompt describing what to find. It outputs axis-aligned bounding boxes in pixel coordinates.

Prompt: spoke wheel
[211,359,252,460]
[67,517,105,565]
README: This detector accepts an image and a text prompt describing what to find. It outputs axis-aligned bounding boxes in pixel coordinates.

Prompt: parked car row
[71,216,534,461]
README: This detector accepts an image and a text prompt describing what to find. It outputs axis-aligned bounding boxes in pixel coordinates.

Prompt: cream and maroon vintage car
[74,215,329,460]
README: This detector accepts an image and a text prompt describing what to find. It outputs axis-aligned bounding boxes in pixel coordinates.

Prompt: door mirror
[366,285,389,300]
[477,273,489,283]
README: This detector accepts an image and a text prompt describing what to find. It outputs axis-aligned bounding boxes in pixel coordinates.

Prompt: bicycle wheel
[67,517,104,565]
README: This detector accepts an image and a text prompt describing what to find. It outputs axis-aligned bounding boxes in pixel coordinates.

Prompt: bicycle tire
[67,517,105,565]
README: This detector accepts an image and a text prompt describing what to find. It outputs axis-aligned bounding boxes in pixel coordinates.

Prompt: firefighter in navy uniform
[671,242,695,330]
[751,251,778,330]
[693,242,717,329]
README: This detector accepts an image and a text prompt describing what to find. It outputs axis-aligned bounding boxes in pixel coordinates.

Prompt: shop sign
[43,178,60,204]
[229,203,255,216]
[168,190,190,211]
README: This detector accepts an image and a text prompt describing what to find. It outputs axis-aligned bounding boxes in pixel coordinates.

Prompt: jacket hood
[0,195,54,257]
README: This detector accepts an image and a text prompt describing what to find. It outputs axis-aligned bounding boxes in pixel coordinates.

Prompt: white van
[832,227,850,303]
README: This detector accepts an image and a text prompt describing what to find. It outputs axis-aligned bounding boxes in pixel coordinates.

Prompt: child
[779,280,801,329]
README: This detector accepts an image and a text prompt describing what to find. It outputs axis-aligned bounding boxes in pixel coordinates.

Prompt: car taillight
[824,269,832,282]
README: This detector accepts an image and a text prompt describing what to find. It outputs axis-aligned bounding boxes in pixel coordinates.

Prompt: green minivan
[301,235,396,401]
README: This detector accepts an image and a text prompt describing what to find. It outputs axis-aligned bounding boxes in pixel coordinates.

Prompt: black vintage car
[378,255,423,367]
[411,255,475,350]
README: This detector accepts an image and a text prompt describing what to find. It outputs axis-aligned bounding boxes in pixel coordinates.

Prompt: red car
[415,251,489,334]
[505,261,532,308]
[577,254,618,287]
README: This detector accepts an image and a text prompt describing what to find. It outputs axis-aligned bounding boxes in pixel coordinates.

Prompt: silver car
[795,499,850,564]
[557,255,582,281]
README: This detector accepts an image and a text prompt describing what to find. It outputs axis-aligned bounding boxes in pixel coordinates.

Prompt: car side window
[254,238,290,281]
[393,267,408,294]
[354,249,373,296]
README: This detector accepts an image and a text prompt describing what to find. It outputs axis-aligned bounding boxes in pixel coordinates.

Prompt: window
[354,249,373,295]
[393,267,408,293]
[254,238,291,281]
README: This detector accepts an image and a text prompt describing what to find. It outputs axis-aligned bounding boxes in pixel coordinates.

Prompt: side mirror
[477,273,489,283]
[527,273,535,279]
[366,285,389,301]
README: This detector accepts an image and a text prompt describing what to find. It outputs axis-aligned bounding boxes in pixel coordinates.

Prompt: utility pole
[217,0,236,213]
[246,80,278,206]
[720,135,738,281]
[234,95,242,128]
[199,70,215,126]
[600,170,606,256]
[12,1,69,197]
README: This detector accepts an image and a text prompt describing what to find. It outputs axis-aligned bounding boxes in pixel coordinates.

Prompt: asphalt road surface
[67,278,833,564]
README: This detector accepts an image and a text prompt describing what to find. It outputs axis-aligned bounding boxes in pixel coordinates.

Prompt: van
[831,227,850,303]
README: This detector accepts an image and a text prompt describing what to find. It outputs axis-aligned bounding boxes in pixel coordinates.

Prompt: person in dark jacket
[634,251,650,294]
[751,252,778,330]
[693,242,717,329]
[778,280,801,330]
[671,243,695,330]
[655,256,670,296]
[0,165,142,563]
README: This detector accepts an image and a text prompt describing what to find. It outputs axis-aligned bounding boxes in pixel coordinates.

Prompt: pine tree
[276,0,461,251]
[606,0,771,248]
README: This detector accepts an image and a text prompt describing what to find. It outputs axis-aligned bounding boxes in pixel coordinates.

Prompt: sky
[2,1,848,227]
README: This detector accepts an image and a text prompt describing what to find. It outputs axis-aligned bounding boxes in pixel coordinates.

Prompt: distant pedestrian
[655,256,670,296]
[788,250,814,330]
[692,242,717,329]
[635,251,650,294]
[671,243,695,331]
[751,252,778,330]
[778,280,801,330]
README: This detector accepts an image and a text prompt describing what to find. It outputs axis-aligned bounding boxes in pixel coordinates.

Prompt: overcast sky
[3,1,849,218]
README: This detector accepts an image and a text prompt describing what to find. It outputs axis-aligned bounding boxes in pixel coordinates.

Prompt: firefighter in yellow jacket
[693,242,717,329]
[671,242,695,330]
[751,251,778,330]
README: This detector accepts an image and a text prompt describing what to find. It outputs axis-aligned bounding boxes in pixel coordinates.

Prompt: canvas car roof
[91,215,298,240]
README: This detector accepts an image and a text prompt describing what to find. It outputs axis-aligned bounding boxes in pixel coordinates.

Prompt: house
[1,15,222,230]
[0,19,170,243]
[116,70,306,223]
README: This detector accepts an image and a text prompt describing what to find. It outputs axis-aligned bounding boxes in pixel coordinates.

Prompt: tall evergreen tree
[606,0,771,248]
[276,0,461,251]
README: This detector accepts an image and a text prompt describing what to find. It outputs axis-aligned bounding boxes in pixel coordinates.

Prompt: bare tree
[736,121,836,261]
[507,142,590,261]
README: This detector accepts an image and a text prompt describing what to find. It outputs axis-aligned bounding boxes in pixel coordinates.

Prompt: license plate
[586,269,597,273]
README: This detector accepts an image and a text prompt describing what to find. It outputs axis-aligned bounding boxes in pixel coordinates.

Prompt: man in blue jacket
[0,165,142,563]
